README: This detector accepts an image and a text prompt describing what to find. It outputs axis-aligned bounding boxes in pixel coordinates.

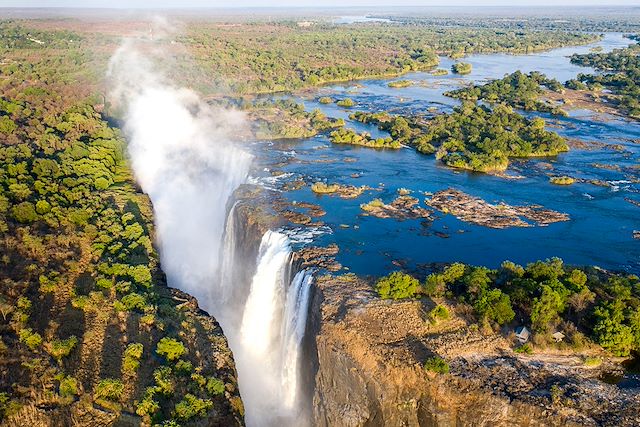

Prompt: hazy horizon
[2,0,639,8]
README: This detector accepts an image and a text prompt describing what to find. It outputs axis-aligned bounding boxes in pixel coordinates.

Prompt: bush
[19,328,43,350]
[173,394,213,421]
[94,378,124,401]
[122,343,143,374]
[452,62,472,75]
[136,387,160,417]
[156,337,186,362]
[12,202,38,223]
[206,377,225,396]
[311,182,339,194]
[318,96,333,104]
[336,98,355,107]
[153,367,175,396]
[49,336,78,361]
[514,343,533,354]
[424,356,449,374]
[59,376,78,397]
[375,272,420,300]
[429,305,450,323]
[583,356,602,367]
[550,176,575,185]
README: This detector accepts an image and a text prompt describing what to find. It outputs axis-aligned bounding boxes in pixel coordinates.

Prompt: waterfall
[109,39,312,427]
[234,230,313,427]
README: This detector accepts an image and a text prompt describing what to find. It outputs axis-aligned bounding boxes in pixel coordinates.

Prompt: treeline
[0,22,241,425]
[376,258,640,357]
[445,70,567,115]
[570,39,640,118]
[351,103,568,173]
[248,98,344,140]
[180,23,601,94]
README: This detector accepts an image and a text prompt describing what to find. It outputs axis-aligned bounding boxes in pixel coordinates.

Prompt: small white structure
[552,331,565,343]
[515,326,530,344]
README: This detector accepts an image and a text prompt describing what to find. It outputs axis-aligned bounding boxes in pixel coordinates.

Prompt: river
[249,32,640,276]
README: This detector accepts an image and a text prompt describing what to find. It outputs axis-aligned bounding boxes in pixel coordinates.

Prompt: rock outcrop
[308,275,640,427]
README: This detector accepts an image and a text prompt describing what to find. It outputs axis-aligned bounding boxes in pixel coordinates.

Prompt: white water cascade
[236,231,313,426]
[109,38,313,427]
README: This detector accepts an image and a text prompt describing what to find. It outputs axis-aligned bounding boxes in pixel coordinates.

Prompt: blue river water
[249,33,640,276]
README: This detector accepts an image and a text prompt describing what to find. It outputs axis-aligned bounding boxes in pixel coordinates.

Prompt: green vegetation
[173,394,213,421]
[48,336,78,362]
[94,378,124,402]
[336,98,355,108]
[156,337,187,362]
[122,342,144,374]
[318,96,333,104]
[377,258,640,359]
[311,182,340,194]
[570,41,640,119]
[431,68,449,76]
[181,23,595,94]
[445,71,566,115]
[550,176,576,185]
[452,62,472,75]
[251,98,344,139]
[423,356,450,374]
[0,21,241,426]
[424,103,568,172]
[375,272,420,300]
[388,80,413,88]
[330,128,401,149]
[514,343,533,354]
[428,305,450,323]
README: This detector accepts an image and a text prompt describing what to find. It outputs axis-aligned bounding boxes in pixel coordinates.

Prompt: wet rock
[427,188,569,229]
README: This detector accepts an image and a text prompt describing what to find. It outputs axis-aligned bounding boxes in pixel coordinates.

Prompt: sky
[1,0,639,8]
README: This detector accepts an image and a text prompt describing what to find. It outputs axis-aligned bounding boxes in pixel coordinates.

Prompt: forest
[0,21,240,426]
[445,70,567,115]
[376,258,640,357]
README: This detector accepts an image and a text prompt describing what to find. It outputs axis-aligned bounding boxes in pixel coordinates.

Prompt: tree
[473,289,515,325]
[530,285,565,333]
[375,272,419,300]
[156,337,186,362]
[12,202,38,223]
[593,301,635,356]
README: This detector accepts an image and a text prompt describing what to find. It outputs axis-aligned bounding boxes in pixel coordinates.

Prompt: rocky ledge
[308,274,640,427]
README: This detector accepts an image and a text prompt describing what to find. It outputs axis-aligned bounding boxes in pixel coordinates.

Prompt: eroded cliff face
[309,275,640,427]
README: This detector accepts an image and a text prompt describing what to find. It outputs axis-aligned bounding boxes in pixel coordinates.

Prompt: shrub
[35,200,51,214]
[424,356,449,374]
[118,293,146,312]
[59,376,78,397]
[336,98,355,107]
[206,377,225,396]
[136,387,160,416]
[452,62,472,75]
[318,96,333,104]
[156,337,186,362]
[388,80,413,88]
[375,272,420,300]
[429,305,450,323]
[12,202,38,223]
[514,343,533,354]
[94,378,124,401]
[19,328,43,350]
[583,356,602,367]
[173,394,213,421]
[175,359,193,375]
[49,336,78,361]
[550,176,575,185]
[153,367,175,395]
[311,182,339,194]
[122,343,144,374]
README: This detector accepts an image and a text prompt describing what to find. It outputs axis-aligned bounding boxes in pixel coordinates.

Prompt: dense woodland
[570,38,640,119]
[376,259,640,357]
[351,103,568,172]
[0,22,241,425]
[179,23,599,94]
[445,71,567,115]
